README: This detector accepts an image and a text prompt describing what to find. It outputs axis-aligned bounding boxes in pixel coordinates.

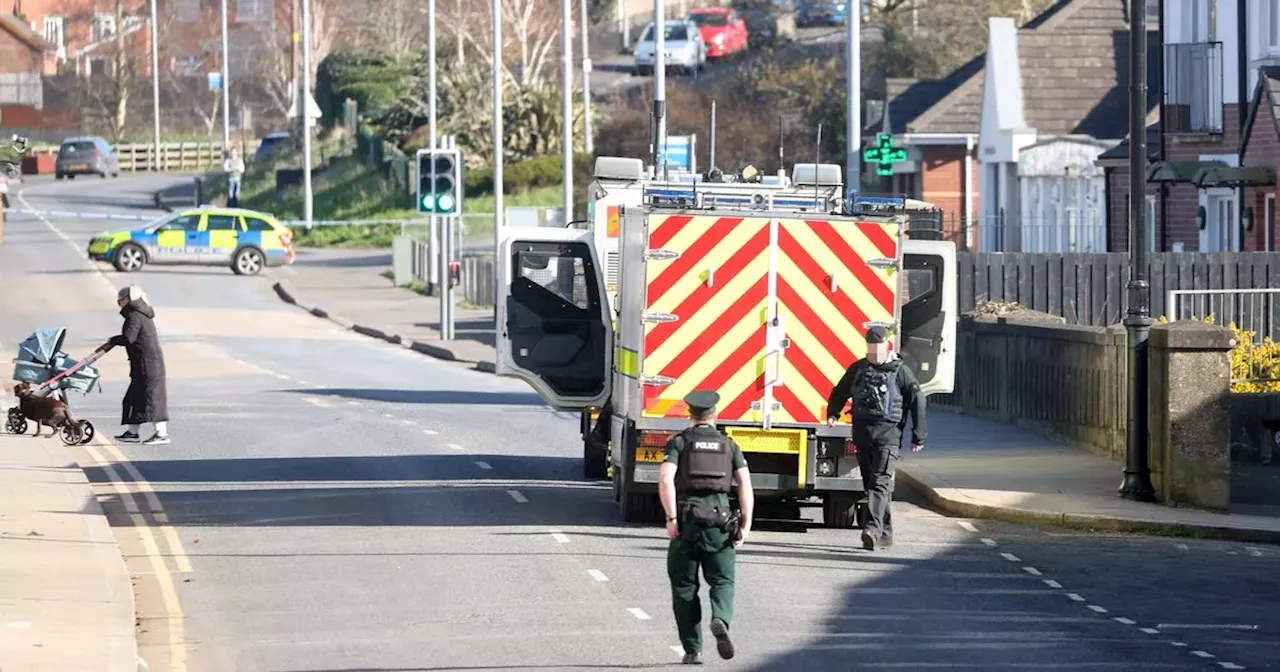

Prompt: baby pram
[6,328,112,445]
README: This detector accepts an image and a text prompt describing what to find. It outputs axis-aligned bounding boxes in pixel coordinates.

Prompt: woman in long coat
[110,285,170,445]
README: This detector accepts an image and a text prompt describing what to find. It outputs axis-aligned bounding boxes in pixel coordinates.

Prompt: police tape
[1,207,425,229]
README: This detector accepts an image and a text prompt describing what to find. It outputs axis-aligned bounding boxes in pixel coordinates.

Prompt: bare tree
[459,0,564,88]
[359,0,427,63]
[243,0,350,120]
[50,0,147,140]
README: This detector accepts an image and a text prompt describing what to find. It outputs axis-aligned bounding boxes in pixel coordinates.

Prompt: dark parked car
[55,136,120,180]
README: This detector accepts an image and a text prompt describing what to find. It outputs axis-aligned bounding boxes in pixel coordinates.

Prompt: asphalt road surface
[3,174,1279,671]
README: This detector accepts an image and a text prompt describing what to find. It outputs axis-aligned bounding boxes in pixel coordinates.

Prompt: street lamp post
[301,0,314,229]
[845,0,861,197]
[580,0,593,155]
[149,0,161,171]
[220,0,231,154]
[492,0,504,316]
[561,0,573,223]
[1120,0,1156,502]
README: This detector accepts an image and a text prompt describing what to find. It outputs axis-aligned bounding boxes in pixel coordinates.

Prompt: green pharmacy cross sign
[863,133,907,176]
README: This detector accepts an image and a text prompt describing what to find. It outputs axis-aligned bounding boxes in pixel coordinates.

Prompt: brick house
[0,12,54,78]
[1099,0,1280,252]
[866,0,1160,250]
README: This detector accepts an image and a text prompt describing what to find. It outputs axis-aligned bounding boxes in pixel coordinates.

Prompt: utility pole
[457,0,465,64]
[561,0,573,223]
[148,0,161,171]
[845,0,860,197]
[652,0,666,177]
[580,0,593,155]
[429,0,439,293]
[492,0,504,316]
[220,0,231,154]
[301,0,314,229]
[1120,0,1156,502]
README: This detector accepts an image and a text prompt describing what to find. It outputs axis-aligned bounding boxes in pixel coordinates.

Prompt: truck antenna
[708,100,718,178]
[814,122,823,210]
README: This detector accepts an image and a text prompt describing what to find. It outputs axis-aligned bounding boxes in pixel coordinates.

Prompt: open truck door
[496,228,613,411]
[900,239,957,395]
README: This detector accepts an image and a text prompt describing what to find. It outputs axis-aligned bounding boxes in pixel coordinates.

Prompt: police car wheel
[232,248,264,275]
[113,243,145,272]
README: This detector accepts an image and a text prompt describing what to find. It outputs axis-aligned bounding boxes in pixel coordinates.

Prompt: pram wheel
[78,420,95,445]
[59,421,85,446]
[4,408,25,434]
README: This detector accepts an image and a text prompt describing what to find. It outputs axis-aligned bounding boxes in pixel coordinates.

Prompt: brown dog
[13,383,74,439]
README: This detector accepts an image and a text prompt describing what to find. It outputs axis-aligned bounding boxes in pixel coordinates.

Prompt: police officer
[659,390,755,665]
[825,326,927,551]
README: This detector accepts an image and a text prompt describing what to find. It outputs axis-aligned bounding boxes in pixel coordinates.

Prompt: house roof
[1096,123,1160,161]
[1239,66,1280,159]
[873,0,1158,139]
[0,13,54,52]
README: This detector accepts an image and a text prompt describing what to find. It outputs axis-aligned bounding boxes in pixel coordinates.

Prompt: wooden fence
[114,142,227,172]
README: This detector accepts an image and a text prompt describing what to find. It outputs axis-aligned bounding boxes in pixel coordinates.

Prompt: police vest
[676,425,734,494]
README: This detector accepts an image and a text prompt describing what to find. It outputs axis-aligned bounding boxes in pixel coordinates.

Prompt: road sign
[659,135,697,173]
[416,148,464,215]
[207,72,222,91]
[863,133,907,176]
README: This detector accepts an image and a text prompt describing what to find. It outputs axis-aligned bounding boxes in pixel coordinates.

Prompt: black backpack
[853,361,904,424]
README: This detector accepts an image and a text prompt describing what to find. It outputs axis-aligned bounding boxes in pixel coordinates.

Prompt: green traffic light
[438,193,456,212]
[421,193,435,210]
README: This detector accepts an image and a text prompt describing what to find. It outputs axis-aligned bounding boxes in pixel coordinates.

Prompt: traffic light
[416,148,463,215]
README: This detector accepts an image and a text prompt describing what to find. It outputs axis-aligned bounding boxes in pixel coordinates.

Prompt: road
[3,174,1279,671]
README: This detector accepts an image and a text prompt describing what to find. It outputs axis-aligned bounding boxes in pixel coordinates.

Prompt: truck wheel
[623,492,662,524]
[823,492,859,529]
[583,435,608,480]
[611,465,622,503]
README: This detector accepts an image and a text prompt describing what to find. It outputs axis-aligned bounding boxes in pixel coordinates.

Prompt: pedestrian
[659,390,754,665]
[224,148,245,208]
[825,325,926,551]
[110,285,170,445]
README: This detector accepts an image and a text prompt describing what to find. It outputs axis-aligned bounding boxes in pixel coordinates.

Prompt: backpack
[852,361,904,424]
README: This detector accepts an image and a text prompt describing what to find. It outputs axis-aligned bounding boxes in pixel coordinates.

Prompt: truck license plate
[635,448,665,463]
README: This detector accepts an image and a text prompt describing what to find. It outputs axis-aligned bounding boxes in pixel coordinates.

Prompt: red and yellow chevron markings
[639,214,900,426]
[770,219,900,424]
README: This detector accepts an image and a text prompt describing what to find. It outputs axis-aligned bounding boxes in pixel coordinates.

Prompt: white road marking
[298,380,312,386]
[347,400,361,406]
[980,538,997,547]
[475,461,493,470]
[274,373,291,381]
[1219,663,1246,669]
[627,608,651,620]
[957,521,978,532]
[1022,566,1042,576]
[587,569,609,582]
[1174,543,1189,551]
[1000,552,1021,562]
[1158,624,1259,630]
[670,645,684,656]
[1170,642,1188,647]
[448,443,464,450]
[507,490,528,503]
[1114,617,1136,625]
[1066,593,1085,602]
[1087,605,1108,614]
[302,397,331,407]
[1192,651,1215,658]
[1140,628,1160,635]
[403,420,417,425]
[382,413,395,418]
[423,429,439,435]
[1042,579,1062,588]
[1246,546,1264,557]
[550,531,570,543]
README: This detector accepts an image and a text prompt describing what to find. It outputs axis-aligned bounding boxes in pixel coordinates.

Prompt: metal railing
[1164,41,1225,135]
[1167,288,1280,387]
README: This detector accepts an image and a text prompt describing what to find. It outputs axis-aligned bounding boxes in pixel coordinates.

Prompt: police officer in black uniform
[659,390,755,665]
[825,326,927,551]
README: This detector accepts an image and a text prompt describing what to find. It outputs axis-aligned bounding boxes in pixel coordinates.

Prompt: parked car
[633,19,707,76]
[55,136,119,180]
[87,205,295,275]
[731,0,796,48]
[254,132,293,162]
[688,7,750,58]
[796,0,848,27]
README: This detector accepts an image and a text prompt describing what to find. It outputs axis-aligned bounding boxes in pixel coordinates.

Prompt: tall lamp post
[220,0,231,153]
[149,0,161,171]
[1120,0,1156,502]
[560,0,573,223]
[492,0,504,316]
[301,0,314,229]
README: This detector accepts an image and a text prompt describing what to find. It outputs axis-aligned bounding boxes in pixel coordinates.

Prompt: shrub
[1156,315,1280,393]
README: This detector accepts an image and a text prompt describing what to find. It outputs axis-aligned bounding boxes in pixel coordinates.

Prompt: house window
[1260,0,1280,52]
[173,54,204,77]
[172,0,201,22]
[92,13,117,42]
[1179,0,1211,42]
[236,0,272,22]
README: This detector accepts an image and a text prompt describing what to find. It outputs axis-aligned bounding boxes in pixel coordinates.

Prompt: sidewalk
[272,249,498,372]
[271,244,1280,544]
[0,431,136,670]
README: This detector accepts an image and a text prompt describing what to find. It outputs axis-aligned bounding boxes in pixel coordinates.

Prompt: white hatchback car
[633,19,707,76]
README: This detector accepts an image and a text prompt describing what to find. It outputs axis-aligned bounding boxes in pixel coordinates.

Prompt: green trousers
[667,523,736,655]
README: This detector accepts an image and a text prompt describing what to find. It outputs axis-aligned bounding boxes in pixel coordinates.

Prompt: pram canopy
[12,328,101,394]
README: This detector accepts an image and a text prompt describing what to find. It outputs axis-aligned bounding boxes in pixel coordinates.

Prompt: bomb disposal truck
[495,156,956,527]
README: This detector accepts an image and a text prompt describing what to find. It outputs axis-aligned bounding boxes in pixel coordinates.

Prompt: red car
[688,7,749,58]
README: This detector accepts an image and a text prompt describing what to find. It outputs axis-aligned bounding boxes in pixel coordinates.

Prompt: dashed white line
[274,373,291,381]
[1140,628,1160,635]
[1066,593,1086,602]
[423,429,439,435]
[1191,650,1215,658]
[447,443,463,450]
[1114,617,1136,625]
[1245,546,1264,557]
[957,521,978,532]
[1042,579,1062,589]
[302,397,331,408]
[999,552,1021,562]
[550,532,570,543]
[627,608,651,620]
[1087,605,1109,614]
[507,490,528,503]
[670,645,684,656]
[1219,662,1246,669]
[347,400,361,406]
[474,461,493,470]
[980,538,998,547]
[1171,641,1188,647]
[402,420,417,426]
[298,380,312,386]
[382,413,395,418]
[587,569,609,582]
[1022,566,1042,576]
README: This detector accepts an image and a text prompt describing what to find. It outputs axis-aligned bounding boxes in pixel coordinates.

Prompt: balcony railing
[1164,41,1225,135]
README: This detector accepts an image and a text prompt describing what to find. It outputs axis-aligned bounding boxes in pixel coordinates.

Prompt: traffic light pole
[441,136,455,341]
[428,0,439,295]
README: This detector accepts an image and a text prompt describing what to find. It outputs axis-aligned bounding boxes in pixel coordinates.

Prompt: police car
[87,206,296,275]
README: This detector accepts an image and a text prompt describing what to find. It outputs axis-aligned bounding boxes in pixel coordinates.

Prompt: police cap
[866,325,888,344]
[683,390,720,414]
